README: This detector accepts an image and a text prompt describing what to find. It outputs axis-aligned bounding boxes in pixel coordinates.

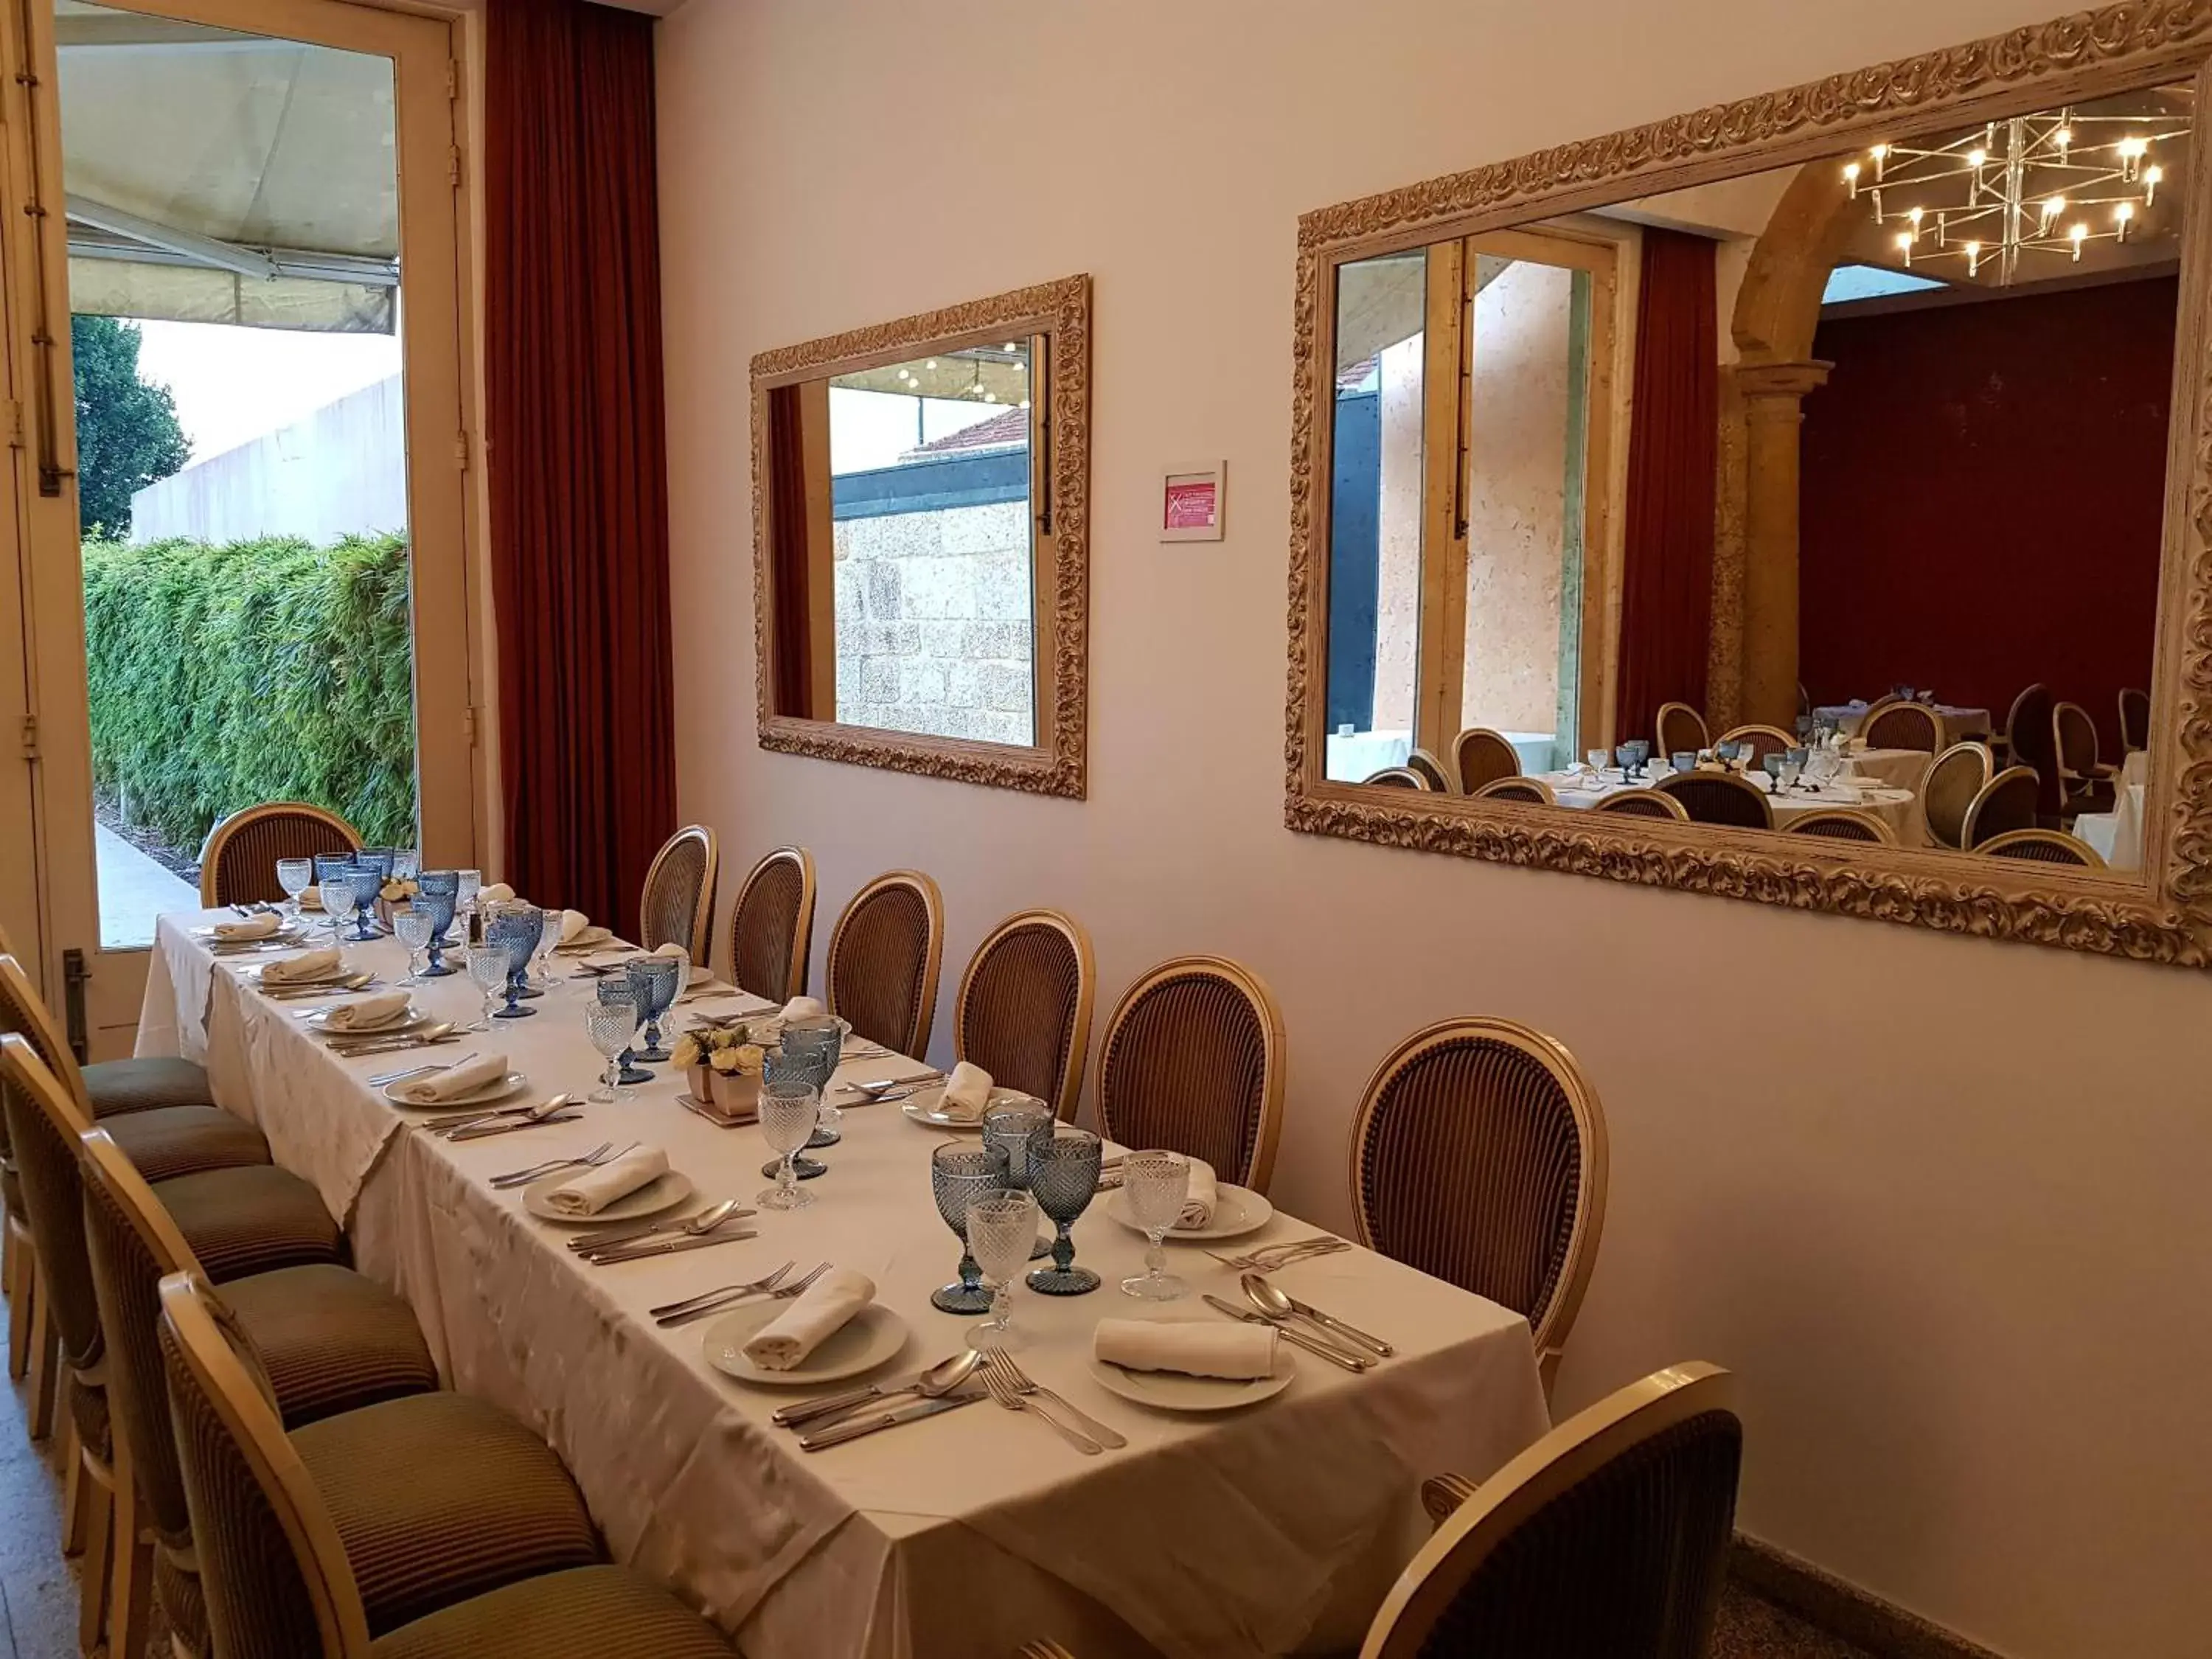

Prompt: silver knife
[445,1113,582,1142]
[585,1227,759,1266]
[798,1390,985,1450]
[566,1207,757,1255]
[773,1366,936,1427]
[1201,1295,1374,1372]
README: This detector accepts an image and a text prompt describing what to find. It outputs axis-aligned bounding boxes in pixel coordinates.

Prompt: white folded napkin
[939,1061,993,1122]
[782,995,827,1020]
[542,1145,669,1216]
[321,992,411,1032]
[558,908,593,945]
[653,942,691,967]
[1178,1158,1220,1230]
[214,912,281,940]
[1094,1318,1277,1380]
[259,948,341,986]
[478,882,515,904]
[741,1267,875,1370]
[392,1052,509,1104]
[298,885,323,909]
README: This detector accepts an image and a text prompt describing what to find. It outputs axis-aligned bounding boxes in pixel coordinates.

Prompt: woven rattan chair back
[1451,728,1520,794]
[1715,724,1795,765]
[954,911,1095,1122]
[1405,748,1453,792]
[1783,809,1894,845]
[1593,790,1688,821]
[1978,828,2107,867]
[1349,1018,1607,1393]
[1654,702,1708,759]
[1474,778,1556,805]
[1860,701,1943,754]
[726,846,816,1004]
[1362,766,1431,790]
[826,871,945,1057]
[1921,741,1993,850]
[198,803,361,908]
[2119,686,2151,752]
[1653,772,1773,830]
[1096,956,1285,1192]
[639,824,719,961]
[2003,684,2061,817]
[1964,765,2041,847]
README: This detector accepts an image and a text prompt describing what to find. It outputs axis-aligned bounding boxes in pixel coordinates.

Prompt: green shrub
[82,532,419,855]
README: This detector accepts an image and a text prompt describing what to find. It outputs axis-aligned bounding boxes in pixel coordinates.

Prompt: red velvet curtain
[1613,228,1718,749]
[766,385,814,717]
[486,0,673,930]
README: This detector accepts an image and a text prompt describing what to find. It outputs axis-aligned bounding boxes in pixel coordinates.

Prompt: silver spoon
[437,1092,576,1138]
[332,1020,457,1056]
[264,970,378,1000]
[1242,1273,1394,1359]
[572,1196,747,1256]
[773,1349,983,1429]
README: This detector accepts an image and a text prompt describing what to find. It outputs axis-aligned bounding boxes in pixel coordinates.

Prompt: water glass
[456,869,482,942]
[585,999,639,1103]
[416,872,459,975]
[1623,740,1651,777]
[344,870,383,942]
[964,1189,1040,1349]
[275,858,313,921]
[324,875,363,938]
[530,908,566,994]
[594,981,650,1081]
[465,940,512,1029]
[392,849,421,880]
[1119,1150,1192,1301]
[485,907,543,1018]
[625,957,683,1062]
[1761,753,1787,793]
[313,853,355,886]
[1585,747,1607,784]
[771,1019,844,1146]
[930,1143,1011,1314]
[393,907,435,984]
[355,848,396,881]
[757,1079,821,1210]
[1026,1130,1103,1295]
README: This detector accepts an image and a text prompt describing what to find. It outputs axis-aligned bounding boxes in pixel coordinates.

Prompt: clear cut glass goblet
[1119,1150,1192,1301]
[585,999,638,1104]
[757,1079,820,1210]
[393,907,435,985]
[964,1189,1040,1351]
[594,981,650,1079]
[276,858,313,922]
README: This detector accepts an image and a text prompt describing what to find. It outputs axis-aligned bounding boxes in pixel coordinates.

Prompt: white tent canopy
[58,0,398,333]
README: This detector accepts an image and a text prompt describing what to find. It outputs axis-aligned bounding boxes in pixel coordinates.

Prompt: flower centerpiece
[373,876,421,931]
[673,1016,775,1123]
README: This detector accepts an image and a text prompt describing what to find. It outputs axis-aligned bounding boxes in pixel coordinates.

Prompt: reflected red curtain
[767,385,814,716]
[486,0,673,930]
[1613,228,1718,749]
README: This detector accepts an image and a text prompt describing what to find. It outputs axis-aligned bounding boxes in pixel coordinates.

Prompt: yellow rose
[671,1033,703,1069]
[733,1043,765,1074]
[708,1046,743,1075]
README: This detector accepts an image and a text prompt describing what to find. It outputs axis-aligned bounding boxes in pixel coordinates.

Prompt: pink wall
[655,4,2212,1654]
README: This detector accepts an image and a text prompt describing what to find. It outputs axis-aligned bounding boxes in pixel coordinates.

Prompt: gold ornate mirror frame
[751,275,1091,796]
[1284,4,2212,966]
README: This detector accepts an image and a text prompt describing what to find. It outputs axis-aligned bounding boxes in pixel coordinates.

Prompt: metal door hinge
[453,431,470,470]
[463,704,479,746]
[448,142,463,187]
[62,946,88,1062]
[445,58,459,100]
[7,400,23,448]
[18,713,35,759]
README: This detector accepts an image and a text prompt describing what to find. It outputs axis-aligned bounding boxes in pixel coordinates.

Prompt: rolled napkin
[542,1145,669,1216]
[1178,1158,1220,1230]
[214,912,281,941]
[741,1267,876,1370]
[558,908,594,945]
[1094,1318,1277,1380]
[938,1061,993,1122]
[321,992,411,1032]
[259,948,341,986]
[298,884,323,909]
[653,942,692,967]
[478,882,515,904]
[391,1052,510,1105]
[782,995,827,1020]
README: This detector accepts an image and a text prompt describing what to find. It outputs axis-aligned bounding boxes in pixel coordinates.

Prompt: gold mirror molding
[1284,4,2212,965]
[751,276,1091,796]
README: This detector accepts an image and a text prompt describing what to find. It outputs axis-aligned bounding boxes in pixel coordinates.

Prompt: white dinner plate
[1088,1345,1296,1413]
[381,1070,529,1110]
[521,1169,695,1225]
[701,1301,911,1387]
[1104,1183,1275,1241]
[554,926,617,953]
[305,1006,428,1039]
[247,962,353,990]
[195,924,307,948]
[900,1085,1038,1133]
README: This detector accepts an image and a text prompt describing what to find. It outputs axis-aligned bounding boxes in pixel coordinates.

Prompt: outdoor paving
[96,821,199,948]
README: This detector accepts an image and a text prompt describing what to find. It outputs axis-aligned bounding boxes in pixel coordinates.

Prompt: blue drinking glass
[770,1020,844,1149]
[417,871,460,967]
[415,890,456,975]
[930,1142,1011,1314]
[1026,1130,1103,1295]
[344,869,383,942]
[625,958,682,1062]
[313,853,355,886]
[1762,753,1787,793]
[486,907,542,1019]
[355,847,396,880]
[594,980,650,1081]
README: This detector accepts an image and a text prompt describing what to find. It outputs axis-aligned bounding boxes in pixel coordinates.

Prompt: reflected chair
[953,910,1095,1122]
[1654,702,1708,759]
[1474,778,1556,806]
[1979,829,2107,868]
[1921,741,1993,851]
[1963,765,2042,848]
[198,802,362,908]
[726,846,816,1004]
[1096,956,1285,1193]
[1854,692,1901,735]
[1362,766,1432,790]
[1405,748,1453,793]
[1715,724,1795,765]
[0,948,214,1122]
[80,1127,442,1659]
[1349,1018,1606,1394]
[1653,772,1773,831]
[1860,700,1943,754]
[1784,809,1895,845]
[826,871,945,1057]
[2119,687,2151,753]
[2053,700,2118,815]
[639,824,719,961]
[156,1273,735,1659]
[1451,728,1520,794]
[1593,790,1687,822]
[2000,684,2061,821]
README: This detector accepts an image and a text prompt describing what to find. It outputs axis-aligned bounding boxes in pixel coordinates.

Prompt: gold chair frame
[1653,701,1708,759]
[1404,748,1453,793]
[1652,771,1773,831]
[1860,701,1944,754]
[1963,765,2043,849]
[1473,777,1556,806]
[825,870,946,1058]
[1592,789,1688,821]
[1921,740,1994,852]
[1362,766,1432,790]
[725,845,817,1002]
[197,802,361,908]
[1980,828,2108,868]
[1784,809,1896,846]
[639,824,720,961]
[1714,723,1796,765]
[953,909,1096,1123]
[1450,728,1521,794]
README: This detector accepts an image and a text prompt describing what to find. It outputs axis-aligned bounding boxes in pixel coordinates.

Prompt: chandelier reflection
[1843,102,2191,286]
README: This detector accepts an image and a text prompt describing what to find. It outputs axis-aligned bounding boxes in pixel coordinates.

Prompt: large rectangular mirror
[1287,12,2212,965]
[751,276,1090,796]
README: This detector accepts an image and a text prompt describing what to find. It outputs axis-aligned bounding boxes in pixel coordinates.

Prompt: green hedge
[82,532,419,855]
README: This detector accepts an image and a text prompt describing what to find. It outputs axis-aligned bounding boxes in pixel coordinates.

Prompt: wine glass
[1026,1130,1103,1295]
[275,858,313,922]
[930,1143,1011,1313]
[1779,750,1805,793]
[1761,753,1787,795]
[983,1099,1055,1259]
[465,939,512,1030]
[324,876,363,940]
[1119,1150,1192,1301]
[392,849,421,880]
[486,907,543,1018]
[964,1189,1040,1350]
[757,1079,820,1210]
[594,981,649,1081]
[771,1020,844,1150]
[344,870,383,942]
[625,958,682,1062]
[526,907,564,998]
[585,998,639,1104]
[455,869,482,942]
[393,907,435,985]
[415,872,459,976]
[1584,748,1607,786]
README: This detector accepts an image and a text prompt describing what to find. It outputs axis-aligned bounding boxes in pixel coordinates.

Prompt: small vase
[687,1062,713,1102]
[707,1068,761,1124]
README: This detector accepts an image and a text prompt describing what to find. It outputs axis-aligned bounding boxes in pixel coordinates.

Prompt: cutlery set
[438,1095,582,1141]
[491,1141,633,1190]
[1203,1237,1350,1273]
[653,1261,829,1326]
[568,1198,757,1264]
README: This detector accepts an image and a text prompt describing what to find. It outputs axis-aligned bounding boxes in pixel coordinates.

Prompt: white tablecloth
[139,913,1550,1658]
[1816,700,1992,747]
[1539,770,1918,841]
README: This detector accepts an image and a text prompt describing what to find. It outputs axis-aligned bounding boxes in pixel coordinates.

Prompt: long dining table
[138,911,1551,1659]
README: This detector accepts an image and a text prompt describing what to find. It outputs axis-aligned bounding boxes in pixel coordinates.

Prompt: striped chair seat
[371,1565,735,1658]
[293,1391,602,1636]
[156,1165,349,1279]
[217,1266,438,1427]
[83,1055,215,1117]
[104,1105,270,1182]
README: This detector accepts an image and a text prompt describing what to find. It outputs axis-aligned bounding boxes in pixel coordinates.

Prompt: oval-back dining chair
[1593,790,1688,822]
[725,846,816,1004]
[198,803,361,907]
[1362,766,1432,790]
[1095,956,1285,1193]
[2119,686,2151,753]
[1714,724,1795,766]
[2000,683,2062,818]
[825,871,945,1057]
[1978,828,2107,868]
[1860,700,1943,754]
[1963,765,2042,849]
[1654,702,1708,759]
[1362,1364,1739,1659]
[1921,741,1993,851]
[1451,728,1520,794]
[953,910,1096,1122]
[1348,1018,1607,1394]
[1404,748,1453,793]
[1783,809,1895,845]
[639,825,719,961]
[1652,771,1773,831]
[2053,700,2116,811]
[1474,777,1556,806]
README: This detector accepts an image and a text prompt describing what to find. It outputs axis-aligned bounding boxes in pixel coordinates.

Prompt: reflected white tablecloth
[139,913,1550,1658]
[1539,770,1919,840]
[1816,700,1992,747]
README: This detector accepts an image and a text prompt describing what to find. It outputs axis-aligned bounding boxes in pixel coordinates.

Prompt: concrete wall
[130,374,406,545]
[658,4,2212,1653]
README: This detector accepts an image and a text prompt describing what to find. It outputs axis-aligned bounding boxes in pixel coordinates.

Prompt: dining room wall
[655,4,2212,1655]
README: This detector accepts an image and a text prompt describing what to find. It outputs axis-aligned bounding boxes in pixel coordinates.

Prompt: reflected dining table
[1537,768,1919,840]
[138,911,1550,1659]
[1815,699,1992,747]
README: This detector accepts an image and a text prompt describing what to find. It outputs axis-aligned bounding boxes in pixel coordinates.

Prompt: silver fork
[978,1357,1101,1454]
[368,1051,478,1089]
[651,1261,824,1326]
[1206,1239,1351,1273]
[490,1141,623,1190]
[981,1352,1125,1450]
